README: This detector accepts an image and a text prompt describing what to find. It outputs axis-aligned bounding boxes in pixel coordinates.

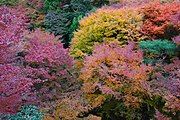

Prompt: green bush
[139,40,177,64]
[7,105,43,120]
[44,0,96,47]
[43,0,61,13]
[95,98,155,120]
[0,0,19,6]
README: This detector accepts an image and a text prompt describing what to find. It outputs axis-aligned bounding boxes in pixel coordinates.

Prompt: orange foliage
[141,1,180,39]
[80,42,152,108]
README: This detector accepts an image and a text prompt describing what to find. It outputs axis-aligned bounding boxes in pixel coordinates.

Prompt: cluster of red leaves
[0,6,33,113]
[0,6,27,44]
[23,30,74,104]
[0,6,74,114]
[24,30,73,70]
[80,42,152,108]
[141,1,180,39]
[0,6,27,64]
[0,64,38,113]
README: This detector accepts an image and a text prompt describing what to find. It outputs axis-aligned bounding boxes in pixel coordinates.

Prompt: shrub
[0,6,27,45]
[0,6,74,113]
[0,29,74,114]
[139,40,177,56]
[0,0,19,6]
[95,98,155,120]
[148,59,180,119]
[0,6,38,114]
[109,0,152,8]
[42,0,61,13]
[44,0,96,47]
[25,0,45,31]
[139,39,177,64]
[141,1,180,39]
[54,91,91,119]
[27,11,45,31]
[91,0,110,7]
[0,6,27,64]
[70,7,146,59]
[31,0,114,47]
[24,30,73,69]
[155,110,171,120]
[7,105,43,120]
[0,64,38,114]
[80,42,152,108]
[170,12,180,27]
[22,30,74,105]
[44,11,73,47]
[27,0,44,9]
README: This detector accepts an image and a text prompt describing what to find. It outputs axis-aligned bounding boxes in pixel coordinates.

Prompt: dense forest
[0,0,179,120]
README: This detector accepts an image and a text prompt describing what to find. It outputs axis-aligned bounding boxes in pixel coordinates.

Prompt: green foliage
[44,11,72,47]
[89,0,109,7]
[0,0,19,6]
[95,98,155,120]
[94,94,177,120]
[142,58,158,65]
[139,40,177,55]
[29,0,111,47]
[139,40,177,64]
[4,105,43,120]
[44,0,96,47]
[68,15,83,41]
[144,96,166,111]
[43,0,61,13]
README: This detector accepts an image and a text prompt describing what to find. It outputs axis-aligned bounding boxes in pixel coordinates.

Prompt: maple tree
[0,6,74,113]
[23,30,74,105]
[140,1,180,39]
[70,7,146,59]
[80,42,152,108]
[0,6,35,113]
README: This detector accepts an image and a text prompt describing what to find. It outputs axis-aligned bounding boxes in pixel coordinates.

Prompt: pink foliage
[172,35,180,45]
[155,110,170,120]
[0,6,73,113]
[110,0,151,9]
[24,30,73,78]
[22,30,74,107]
[0,6,27,64]
[81,42,152,107]
[0,64,38,113]
[170,12,180,26]
[149,59,180,112]
[0,6,34,114]
[0,6,27,44]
